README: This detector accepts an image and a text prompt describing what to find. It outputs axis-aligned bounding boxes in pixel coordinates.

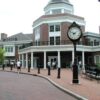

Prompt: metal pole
[28,66,30,72]
[72,43,79,83]
[57,68,61,78]
[38,66,40,74]
[38,61,40,74]
[48,67,50,75]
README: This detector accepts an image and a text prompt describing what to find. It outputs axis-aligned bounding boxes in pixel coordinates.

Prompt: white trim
[26,53,28,68]
[0,40,32,45]
[58,51,61,68]
[31,52,33,69]
[44,51,46,69]
[33,16,85,29]
[19,44,100,54]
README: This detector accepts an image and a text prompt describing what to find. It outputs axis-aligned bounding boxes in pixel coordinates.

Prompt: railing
[86,41,100,46]
[19,40,100,50]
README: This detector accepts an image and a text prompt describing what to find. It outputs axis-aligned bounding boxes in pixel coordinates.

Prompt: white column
[94,56,96,64]
[22,54,24,68]
[19,54,21,61]
[58,51,61,68]
[82,51,85,71]
[44,51,46,69]
[31,52,33,69]
[26,53,28,68]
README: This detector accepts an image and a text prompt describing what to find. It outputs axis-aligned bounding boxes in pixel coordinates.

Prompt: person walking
[10,61,14,71]
[2,63,5,70]
[17,60,21,74]
[78,60,82,74]
[47,61,51,75]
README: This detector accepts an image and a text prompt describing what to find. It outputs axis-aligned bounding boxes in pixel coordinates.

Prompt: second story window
[34,27,40,41]
[55,25,60,31]
[5,46,13,52]
[50,25,54,32]
[50,37,54,45]
[56,37,60,45]
[50,36,60,45]
[49,24,60,32]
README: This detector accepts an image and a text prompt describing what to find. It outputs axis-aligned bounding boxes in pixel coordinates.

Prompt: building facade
[0,33,33,66]
[18,0,100,69]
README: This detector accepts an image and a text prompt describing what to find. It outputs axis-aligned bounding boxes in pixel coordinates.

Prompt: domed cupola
[49,0,69,4]
[44,0,74,15]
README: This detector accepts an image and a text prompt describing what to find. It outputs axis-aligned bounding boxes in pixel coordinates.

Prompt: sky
[0,0,100,36]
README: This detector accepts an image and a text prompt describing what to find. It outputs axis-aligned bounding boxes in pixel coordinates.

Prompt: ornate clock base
[72,64,79,84]
[72,79,79,84]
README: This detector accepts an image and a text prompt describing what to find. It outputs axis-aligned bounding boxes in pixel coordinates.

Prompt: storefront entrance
[48,56,57,69]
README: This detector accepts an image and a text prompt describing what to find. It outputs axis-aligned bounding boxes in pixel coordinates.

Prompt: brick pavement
[1,67,100,100]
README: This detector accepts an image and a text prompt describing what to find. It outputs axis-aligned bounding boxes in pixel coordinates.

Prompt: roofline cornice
[0,40,33,45]
[32,14,85,28]
[83,32,100,38]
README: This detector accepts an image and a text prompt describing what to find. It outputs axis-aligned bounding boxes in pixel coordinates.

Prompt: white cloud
[0,0,99,36]
[70,0,100,33]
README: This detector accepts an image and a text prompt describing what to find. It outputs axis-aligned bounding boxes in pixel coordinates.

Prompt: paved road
[0,71,77,100]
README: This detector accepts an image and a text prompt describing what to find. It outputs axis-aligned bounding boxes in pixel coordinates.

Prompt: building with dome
[18,0,100,69]
[44,0,74,15]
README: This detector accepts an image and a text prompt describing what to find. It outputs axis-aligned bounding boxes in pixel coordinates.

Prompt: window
[94,40,99,46]
[90,41,93,46]
[35,27,40,40]
[50,37,54,45]
[56,37,60,45]
[5,46,13,52]
[55,25,60,31]
[8,47,10,52]
[52,9,61,14]
[5,47,7,52]
[11,47,13,52]
[95,56,100,64]
[35,40,40,46]
[49,24,60,32]
[50,25,54,32]
[50,36,60,45]
[45,11,50,15]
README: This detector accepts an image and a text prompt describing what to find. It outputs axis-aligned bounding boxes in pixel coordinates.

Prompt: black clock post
[72,42,79,83]
[67,22,82,84]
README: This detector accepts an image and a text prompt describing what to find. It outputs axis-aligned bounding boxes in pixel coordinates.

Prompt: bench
[85,66,100,82]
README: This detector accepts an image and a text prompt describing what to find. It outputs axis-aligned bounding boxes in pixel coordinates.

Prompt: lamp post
[72,42,79,83]
[67,22,82,84]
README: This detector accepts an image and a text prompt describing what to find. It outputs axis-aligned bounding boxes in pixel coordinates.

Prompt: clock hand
[73,32,76,35]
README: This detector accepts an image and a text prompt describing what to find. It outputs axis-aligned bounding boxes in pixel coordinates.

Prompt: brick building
[18,0,100,69]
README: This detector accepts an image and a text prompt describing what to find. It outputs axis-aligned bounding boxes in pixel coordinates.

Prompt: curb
[1,70,88,100]
[36,74,88,100]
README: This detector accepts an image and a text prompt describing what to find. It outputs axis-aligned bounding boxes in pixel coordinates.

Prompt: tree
[0,48,5,65]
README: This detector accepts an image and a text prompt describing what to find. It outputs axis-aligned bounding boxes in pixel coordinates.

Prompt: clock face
[68,27,82,41]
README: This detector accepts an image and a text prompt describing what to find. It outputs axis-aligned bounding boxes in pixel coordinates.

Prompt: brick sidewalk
[1,67,100,100]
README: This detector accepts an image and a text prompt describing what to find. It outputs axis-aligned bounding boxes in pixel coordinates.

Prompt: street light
[67,22,82,84]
